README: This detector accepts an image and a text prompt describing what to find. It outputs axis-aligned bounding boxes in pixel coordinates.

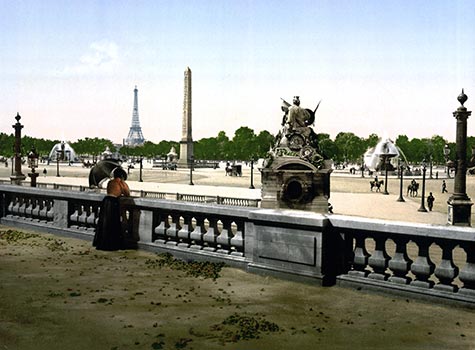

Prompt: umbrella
[88,159,122,188]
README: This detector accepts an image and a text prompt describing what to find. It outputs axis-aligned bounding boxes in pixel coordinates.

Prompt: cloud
[59,40,120,76]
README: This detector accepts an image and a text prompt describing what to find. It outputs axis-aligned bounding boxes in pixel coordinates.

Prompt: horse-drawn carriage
[225,164,242,177]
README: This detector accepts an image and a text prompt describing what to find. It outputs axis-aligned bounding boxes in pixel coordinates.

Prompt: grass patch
[0,229,38,243]
[145,253,225,280]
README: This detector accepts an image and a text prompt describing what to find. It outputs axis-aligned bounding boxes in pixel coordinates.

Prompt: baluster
[153,213,168,244]
[18,198,27,218]
[388,237,413,284]
[368,236,390,280]
[230,221,244,257]
[6,196,16,217]
[216,220,231,254]
[177,216,191,248]
[348,235,370,277]
[86,205,97,232]
[31,198,41,221]
[202,218,217,252]
[458,242,475,297]
[69,205,80,229]
[190,217,204,250]
[165,215,179,245]
[24,199,34,220]
[410,239,435,289]
[46,200,54,222]
[11,197,20,216]
[39,200,48,222]
[434,241,459,292]
[78,205,88,229]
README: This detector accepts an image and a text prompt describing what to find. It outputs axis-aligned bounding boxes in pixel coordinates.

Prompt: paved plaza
[0,163,456,226]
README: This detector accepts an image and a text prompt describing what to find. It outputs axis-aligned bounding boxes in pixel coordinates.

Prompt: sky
[1,0,475,144]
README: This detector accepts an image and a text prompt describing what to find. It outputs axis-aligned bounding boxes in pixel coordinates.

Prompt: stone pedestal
[447,90,472,226]
[10,113,25,185]
[448,196,473,226]
[261,157,332,213]
[10,174,26,185]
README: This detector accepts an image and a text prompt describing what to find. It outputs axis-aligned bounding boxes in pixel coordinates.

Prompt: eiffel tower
[124,86,145,146]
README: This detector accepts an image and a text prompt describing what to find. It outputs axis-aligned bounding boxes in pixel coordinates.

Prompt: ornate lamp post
[418,159,427,212]
[361,155,365,178]
[139,157,143,182]
[429,154,433,179]
[249,157,255,189]
[444,144,450,178]
[397,164,405,202]
[383,156,390,195]
[10,113,26,185]
[56,150,61,177]
[448,89,473,226]
[66,150,71,166]
[27,146,39,187]
[189,155,194,185]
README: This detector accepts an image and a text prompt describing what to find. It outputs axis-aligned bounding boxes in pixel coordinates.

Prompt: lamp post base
[28,172,39,187]
[10,174,26,185]
[448,196,473,226]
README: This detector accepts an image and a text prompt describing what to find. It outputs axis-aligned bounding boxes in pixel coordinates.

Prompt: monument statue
[266,96,323,169]
[261,97,332,212]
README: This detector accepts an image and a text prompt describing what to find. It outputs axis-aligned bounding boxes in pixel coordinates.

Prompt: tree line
[0,128,473,165]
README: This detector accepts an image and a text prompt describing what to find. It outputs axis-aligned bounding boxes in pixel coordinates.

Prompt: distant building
[124,86,145,146]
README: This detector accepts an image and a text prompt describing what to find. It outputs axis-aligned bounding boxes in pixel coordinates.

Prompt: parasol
[88,159,123,188]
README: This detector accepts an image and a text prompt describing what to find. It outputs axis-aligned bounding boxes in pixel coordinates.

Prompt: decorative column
[448,89,473,226]
[10,113,26,185]
[178,67,194,168]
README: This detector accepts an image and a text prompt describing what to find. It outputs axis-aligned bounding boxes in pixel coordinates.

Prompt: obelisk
[178,67,193,168]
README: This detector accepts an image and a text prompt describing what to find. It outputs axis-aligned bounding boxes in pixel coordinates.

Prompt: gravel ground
[1,226,474,350]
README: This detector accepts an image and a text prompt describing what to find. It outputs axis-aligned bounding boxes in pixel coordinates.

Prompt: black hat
[113,167,127,180]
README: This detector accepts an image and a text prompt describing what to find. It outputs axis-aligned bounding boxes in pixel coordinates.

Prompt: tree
[334,132,365,163]
[316,133,337,160]
[254,130,274,158]
[229,127,256,160]
[71,137,115,161]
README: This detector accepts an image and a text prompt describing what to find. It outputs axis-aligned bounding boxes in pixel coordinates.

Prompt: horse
[407,182,419,197]
[370,180,384,192]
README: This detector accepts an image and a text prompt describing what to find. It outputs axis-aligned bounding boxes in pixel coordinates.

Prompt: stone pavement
[8,173,449,226]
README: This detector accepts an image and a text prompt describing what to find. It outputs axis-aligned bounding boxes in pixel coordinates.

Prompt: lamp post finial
[458,89,468,107]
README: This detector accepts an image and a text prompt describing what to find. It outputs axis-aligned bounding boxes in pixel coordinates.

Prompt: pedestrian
[427,192,435,211]
[93,167,132,251]
[43,168,47,177]
[442,180,448,193]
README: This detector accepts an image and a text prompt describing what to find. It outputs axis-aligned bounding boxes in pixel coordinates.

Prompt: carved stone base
[448,196,473,226]
[10,174,26,185]
[261,160,331,213]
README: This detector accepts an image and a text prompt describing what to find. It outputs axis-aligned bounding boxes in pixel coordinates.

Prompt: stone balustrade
[1,183,475,306]
[0,179,260,208]
[331,215,475,302]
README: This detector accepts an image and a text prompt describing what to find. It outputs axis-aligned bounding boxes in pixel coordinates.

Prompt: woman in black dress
[93,167,130,251]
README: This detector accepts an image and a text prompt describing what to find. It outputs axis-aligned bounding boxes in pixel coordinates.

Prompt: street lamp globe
[27,146,39,171]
